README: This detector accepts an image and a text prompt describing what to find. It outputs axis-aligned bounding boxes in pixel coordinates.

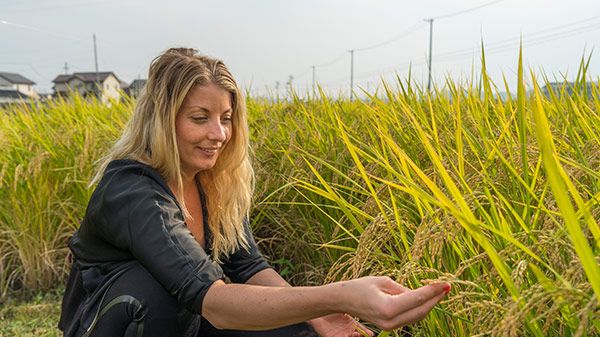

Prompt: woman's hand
[309,313,374,337]
[335,276,450,331]
[203,274,449,332]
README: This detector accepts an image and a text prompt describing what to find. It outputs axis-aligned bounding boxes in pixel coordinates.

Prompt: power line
[341,0,509,96]
[293,53,347,92]
[347,22,427,96]
[354,22,425,52]
[310,20,427,98]
[1,0,128,14]
[315,53,347,68]
[433,0,506,20]
[305,0,511,94]
[432,15,600,62]
[424,0,508,91]
[434,17,600,62]
[0,19,85,42]
[1,18,118,48]
[310,23,422,80]
[0,41,85,57]
[321,15,600,88]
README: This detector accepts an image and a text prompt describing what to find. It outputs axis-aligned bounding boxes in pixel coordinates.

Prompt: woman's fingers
[387,282,448,315]
[369,282,449,330]
[343,277,449,332]
[386,287,448,328]
[377,276,409,295]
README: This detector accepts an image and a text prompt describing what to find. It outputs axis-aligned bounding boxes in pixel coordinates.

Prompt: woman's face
[175,83,233,178]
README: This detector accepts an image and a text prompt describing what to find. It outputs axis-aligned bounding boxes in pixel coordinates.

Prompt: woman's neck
[168,174,197,197]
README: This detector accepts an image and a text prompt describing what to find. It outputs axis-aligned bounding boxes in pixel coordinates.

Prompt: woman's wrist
[320,280,353,314]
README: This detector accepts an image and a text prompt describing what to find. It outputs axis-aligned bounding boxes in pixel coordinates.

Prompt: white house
[52,72,122,103]
[0,72,38,104]
[0,88,30,105]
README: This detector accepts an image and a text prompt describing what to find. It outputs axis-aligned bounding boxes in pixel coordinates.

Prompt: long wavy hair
[93,47,253,261]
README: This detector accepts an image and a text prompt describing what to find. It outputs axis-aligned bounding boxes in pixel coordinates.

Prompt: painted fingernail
[443,284,451,294]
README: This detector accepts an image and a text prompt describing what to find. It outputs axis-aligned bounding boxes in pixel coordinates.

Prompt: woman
[58,48,450,337]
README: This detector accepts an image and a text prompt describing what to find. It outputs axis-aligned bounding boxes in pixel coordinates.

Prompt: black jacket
[58,159,271,335]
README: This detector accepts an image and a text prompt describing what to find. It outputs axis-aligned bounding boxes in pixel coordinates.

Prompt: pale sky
[1,0,599,97]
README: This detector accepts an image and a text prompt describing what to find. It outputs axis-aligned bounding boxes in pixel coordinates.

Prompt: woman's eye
[192,116,208,122]
[222,115,233,123]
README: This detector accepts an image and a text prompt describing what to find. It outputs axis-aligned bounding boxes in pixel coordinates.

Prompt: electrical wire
[434,19,600,63]
[1,0,128,14]
[431,15,600,62]
[432,0,506,20]
[323,16,600,86]
[0,19,85,42]
[299,1,507,88]
[354,22,426,52]
[315,53,347,68]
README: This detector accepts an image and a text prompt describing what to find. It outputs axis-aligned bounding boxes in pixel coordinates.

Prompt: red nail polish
[443,284,451,294]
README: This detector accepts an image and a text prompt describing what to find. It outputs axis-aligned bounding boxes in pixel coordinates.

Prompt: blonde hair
[93,47,253,261]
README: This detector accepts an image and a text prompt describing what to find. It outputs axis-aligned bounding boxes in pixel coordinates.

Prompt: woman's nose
[207,120,227,142]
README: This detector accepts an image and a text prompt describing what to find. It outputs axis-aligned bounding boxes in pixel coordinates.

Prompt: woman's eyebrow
[184,105,210,112]
[185,106,232,114]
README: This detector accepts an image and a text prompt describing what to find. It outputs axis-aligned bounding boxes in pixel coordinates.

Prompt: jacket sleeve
[220,219,272,283]
[91,174,225,315]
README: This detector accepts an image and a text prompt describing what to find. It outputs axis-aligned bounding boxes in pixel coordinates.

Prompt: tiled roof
[128,79,147,89]
[52,74,72,83]
[0,72,35,85]
[0,76,10,86]
[52,72,119,84]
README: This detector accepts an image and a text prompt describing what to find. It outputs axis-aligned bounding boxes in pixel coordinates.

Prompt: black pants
[82,262,318,337]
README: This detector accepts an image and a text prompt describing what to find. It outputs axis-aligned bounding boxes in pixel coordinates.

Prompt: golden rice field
[0,53,598,336]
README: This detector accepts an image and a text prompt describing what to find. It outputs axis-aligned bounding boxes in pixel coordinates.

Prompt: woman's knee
[108,262,181,319]
[87,262,196,337]
[85,295,145,337]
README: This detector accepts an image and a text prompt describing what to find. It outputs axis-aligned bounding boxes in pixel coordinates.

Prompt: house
[0,88,30,105]
[541,81,596,97]
[52,72,122,103]
[0,72,38,104]
[125,79,147,98]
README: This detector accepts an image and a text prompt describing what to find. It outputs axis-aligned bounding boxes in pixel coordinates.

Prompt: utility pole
[286,75,293,100]
[63,62,69,74]
[93,34,99,89]
[311,65,316,98]
[349,49,354,101]
[425,18,434,92]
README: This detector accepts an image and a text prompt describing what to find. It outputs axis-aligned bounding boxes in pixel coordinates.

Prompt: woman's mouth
[199,147,219,154]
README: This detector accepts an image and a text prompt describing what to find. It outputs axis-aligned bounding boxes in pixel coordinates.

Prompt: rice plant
[250,50,599,336]
[0,48,598,336]
[0,95,131,297]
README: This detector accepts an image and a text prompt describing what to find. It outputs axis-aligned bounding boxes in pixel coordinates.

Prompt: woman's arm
[202,279,333,330]
[202,275,450,331]
[245,268,375,337]
[245,267,291,287]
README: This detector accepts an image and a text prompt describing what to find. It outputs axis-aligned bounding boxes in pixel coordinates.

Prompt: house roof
[0,72,36,85]
[0,88,29,99]
[128,79,147,89]
[52,72,120,84]
[0,76,11,86]
[53,74,72,83]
